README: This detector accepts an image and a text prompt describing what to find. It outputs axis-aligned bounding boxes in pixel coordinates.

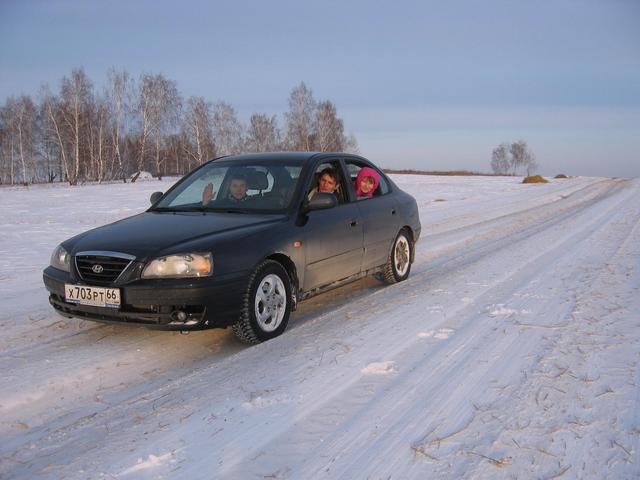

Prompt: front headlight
[142,253,213,279]
[50,244,70,272]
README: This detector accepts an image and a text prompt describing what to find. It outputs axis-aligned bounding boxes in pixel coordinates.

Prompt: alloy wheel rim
[254,273,287,332]
[394,235,410,276]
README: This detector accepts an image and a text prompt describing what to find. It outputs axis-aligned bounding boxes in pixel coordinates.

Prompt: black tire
[232,260,292,344]
[382,229,413,284]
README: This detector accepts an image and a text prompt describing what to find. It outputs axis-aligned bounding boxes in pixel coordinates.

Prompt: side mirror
[306,192,338,211]
[150,191,163,205]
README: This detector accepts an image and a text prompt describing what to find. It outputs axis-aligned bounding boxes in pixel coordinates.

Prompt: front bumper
[43,266,248,330]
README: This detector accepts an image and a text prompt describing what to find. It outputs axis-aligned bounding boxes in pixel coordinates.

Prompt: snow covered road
[1,175,638,479]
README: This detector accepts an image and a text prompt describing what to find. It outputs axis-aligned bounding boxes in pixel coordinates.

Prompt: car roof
[208,151,360,166]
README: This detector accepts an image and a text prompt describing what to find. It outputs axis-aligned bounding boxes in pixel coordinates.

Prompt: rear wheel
[232,260,292,344]
[382,229,412,284]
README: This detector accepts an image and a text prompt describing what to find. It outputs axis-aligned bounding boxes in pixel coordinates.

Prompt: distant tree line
[0,68,357,185]
[490,140,538,175]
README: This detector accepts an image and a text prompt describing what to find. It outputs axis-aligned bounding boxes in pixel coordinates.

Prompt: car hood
[68,211,287,260]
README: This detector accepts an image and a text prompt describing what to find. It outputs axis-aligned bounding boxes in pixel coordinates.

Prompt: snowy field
[1,173,639,479]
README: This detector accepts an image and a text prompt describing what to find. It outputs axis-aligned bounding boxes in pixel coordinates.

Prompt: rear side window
[377,174,390,195]
[345,161,389,199]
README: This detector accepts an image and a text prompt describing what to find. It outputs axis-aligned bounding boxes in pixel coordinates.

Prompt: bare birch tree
[36,88,61,182]
[183,96,214,166]
[490,140,537,175]
[149,75,181,178]
[525,150,538,176]
[245,113,280,152]
[136,73,154,174]
[89,95,111,182]
[285,82,316,151]
[58,68,93,184]
[106,68,133,182]
[314,100,344,151]
[0,96,38,183]
[42,90,72,183]
[0,73,360,184]
[16,95,38,183]
[490,143,511,174]
[165,132,189,175]
[344,132,359,154]
[510,140,528,175]
[212,101,243,156]
[0,100,15,184]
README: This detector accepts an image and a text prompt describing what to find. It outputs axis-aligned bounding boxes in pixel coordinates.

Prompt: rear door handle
[391,209,397,215]
[350,219,358,227]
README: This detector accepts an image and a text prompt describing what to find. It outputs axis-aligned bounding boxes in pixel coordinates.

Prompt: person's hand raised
[202,183,215,204]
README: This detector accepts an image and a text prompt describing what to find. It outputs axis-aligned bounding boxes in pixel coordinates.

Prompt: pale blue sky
[1,0,639,177]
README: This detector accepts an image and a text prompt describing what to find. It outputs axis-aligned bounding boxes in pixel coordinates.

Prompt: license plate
[65,284,121,308]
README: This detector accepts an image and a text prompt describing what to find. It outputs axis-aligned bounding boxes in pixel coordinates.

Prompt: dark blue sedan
[43,152,421,343]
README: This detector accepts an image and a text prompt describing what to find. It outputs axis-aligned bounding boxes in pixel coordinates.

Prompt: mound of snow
[130,171,154,182]
[362,361,398,375]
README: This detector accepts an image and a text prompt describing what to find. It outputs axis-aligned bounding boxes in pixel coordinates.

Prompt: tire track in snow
[21,181,633,478]
[340,181,640,480]
[214,179,638,478]
[0,325,240,459]
[1,178,634,479]
[444,188,640,480]
[414,178,626,273]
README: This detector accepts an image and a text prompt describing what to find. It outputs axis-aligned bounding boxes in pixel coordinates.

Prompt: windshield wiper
[152,206,255,214]
[151,206,206,212]
[204,207,250,214]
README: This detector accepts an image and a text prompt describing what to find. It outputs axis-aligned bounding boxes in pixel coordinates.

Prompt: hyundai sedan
[43,152,421,344]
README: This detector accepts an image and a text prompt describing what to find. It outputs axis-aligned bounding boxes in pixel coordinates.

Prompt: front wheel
[232,260,292,344]
[382,229,413,284]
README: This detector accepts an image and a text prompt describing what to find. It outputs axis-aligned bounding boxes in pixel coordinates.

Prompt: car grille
[76,254,132,285]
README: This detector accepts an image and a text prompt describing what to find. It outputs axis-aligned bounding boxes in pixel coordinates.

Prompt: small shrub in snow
[555,173,569,179]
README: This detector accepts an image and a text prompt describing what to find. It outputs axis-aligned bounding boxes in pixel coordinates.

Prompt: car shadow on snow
[26,276,388,362]
[17,315,245,365]
[289,276,386,330]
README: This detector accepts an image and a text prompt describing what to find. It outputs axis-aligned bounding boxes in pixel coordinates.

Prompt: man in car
[202,174,248,205]
[308,167,341,201]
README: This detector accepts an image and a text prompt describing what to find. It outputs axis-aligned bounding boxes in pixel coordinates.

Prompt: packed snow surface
[1,174,639,479]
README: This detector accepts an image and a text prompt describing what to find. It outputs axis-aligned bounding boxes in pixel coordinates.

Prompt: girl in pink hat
[355,167,380,198]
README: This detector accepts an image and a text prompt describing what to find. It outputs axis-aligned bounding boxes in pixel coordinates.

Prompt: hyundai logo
[92,264,104,274]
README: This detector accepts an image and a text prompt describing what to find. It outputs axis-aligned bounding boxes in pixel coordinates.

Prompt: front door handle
[350,219,358,227]
[391,208,397,215]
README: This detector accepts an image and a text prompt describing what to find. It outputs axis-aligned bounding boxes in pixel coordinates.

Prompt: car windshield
[153,160,303,213]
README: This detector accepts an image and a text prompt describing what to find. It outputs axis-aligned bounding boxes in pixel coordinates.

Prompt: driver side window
[169,168,227,206]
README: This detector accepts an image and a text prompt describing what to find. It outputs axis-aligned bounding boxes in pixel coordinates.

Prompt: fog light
[175,310,187,322]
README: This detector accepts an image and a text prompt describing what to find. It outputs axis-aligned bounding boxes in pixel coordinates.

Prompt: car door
[345,160,400,271]
[301,160,363,291]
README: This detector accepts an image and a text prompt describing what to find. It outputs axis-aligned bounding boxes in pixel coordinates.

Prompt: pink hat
[355,167,380,198]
